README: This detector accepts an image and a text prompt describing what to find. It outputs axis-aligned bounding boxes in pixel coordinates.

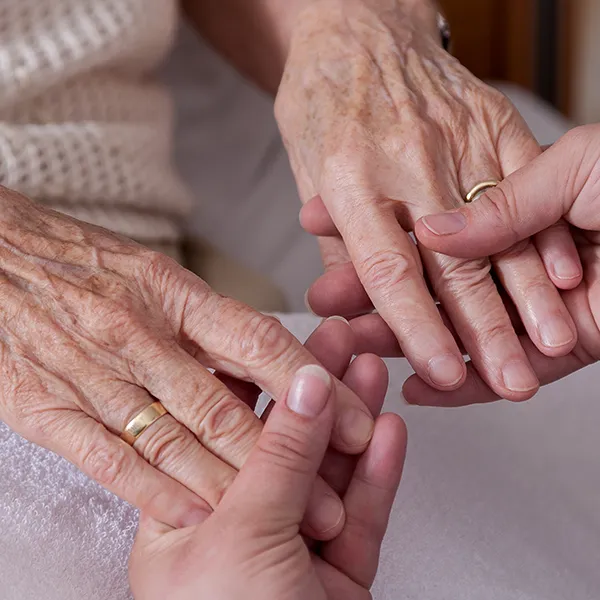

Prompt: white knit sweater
[0,0,191,256]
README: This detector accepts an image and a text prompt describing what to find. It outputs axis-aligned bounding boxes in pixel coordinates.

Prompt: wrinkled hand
[130,340,406,600]
[405,125,600,405]
[278,0,582,401]
[0,188,375,536]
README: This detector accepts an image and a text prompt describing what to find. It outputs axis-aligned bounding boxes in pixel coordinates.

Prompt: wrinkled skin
[278,0,582,401]
[405,125,600,406]
[0,187,375,535]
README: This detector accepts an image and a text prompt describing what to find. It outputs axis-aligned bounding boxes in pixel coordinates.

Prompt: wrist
[290,0,442,54]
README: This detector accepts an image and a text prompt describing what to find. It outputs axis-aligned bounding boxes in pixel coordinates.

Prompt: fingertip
[300,195,338,236]
[547,258,583,290]
[304,288,318,315]
[535,220,583,290]
[307,264,373,318]
[287,364,332,418]
[332,396,375,454]
[426,353,467,391]
[303,487,346,541]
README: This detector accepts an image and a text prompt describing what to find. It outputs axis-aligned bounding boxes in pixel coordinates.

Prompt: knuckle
[140,418,193,470]
[360,249,417,293]
[434,256,491,296]
[139,248,177,283]
[82,439,130,489]
[235,314,294,367]
[200,392,257,449]
[476,317,515,346]
[256,428,313,476]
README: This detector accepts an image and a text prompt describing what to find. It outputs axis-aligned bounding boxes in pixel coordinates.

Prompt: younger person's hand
[130,357,406,600]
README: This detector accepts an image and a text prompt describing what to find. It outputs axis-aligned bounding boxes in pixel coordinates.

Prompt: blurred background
[440,0,599,124]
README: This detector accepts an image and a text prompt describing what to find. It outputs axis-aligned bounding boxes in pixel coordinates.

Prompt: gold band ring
[465,180,500,203]
[121,401,168,446]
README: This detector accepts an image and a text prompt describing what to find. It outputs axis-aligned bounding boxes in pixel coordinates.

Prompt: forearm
[183,0,440,94]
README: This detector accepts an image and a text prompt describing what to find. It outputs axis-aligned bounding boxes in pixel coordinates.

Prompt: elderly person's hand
[130,334,406,600]
[402,125,600,406]
[0,187,376,536]
[280,0,583,402]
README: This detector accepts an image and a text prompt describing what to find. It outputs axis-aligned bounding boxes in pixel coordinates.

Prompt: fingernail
[421,212,467,236]
[310,493,344,533]
[552,257,581,281]
[428,354,465,388]
[287,365,331,417]
[304,290,317,315]
[337,407,374,448]
[325,315,349,325]
[502,360,538,393]
[539,317,575,348]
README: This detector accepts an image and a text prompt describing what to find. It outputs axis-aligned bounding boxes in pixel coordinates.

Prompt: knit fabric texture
[0,0,191,254]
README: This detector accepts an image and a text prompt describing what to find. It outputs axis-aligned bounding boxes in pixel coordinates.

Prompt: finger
[303,316,355,376]
[496,111,581,338]
[319,353,389,495]
[300,195,339,237]
[181,297,375,454]
[421,247,540,401]
[78,376,240,512]
[136,344,346,538]
[492,240,577,357]
[415,137,590,258]
[306,261,374,318]
[132,345,263,470]
[300,319,355,539]
[349,307,467,357]
[534,220,582,290]
[423,144,537,400]
[403,334,585,406]
[221,365,336,527]
[321,413,407,588]
[40,410,212,528]
[306,234,422,318]
[330,197,466,391]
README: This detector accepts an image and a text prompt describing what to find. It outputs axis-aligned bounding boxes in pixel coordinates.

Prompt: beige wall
[571,0,600,124]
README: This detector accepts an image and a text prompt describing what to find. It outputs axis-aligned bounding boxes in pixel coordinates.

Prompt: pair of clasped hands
[131,126,600,599]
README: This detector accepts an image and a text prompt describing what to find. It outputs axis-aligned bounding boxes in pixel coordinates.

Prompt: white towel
[2,314,600,600]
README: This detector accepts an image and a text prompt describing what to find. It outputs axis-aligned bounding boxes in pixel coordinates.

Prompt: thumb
[415,127,599,258]
[220,365,336,527]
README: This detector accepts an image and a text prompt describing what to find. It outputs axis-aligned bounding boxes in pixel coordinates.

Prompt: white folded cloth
[1,314,600,600]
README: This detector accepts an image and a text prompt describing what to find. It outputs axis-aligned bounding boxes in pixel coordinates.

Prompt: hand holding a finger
[130,363,407,600]
[407,125,600,406]
[281,0,581,401]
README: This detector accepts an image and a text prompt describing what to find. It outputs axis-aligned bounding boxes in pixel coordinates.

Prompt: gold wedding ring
[121,401,168,445]
[465,180,500,203]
